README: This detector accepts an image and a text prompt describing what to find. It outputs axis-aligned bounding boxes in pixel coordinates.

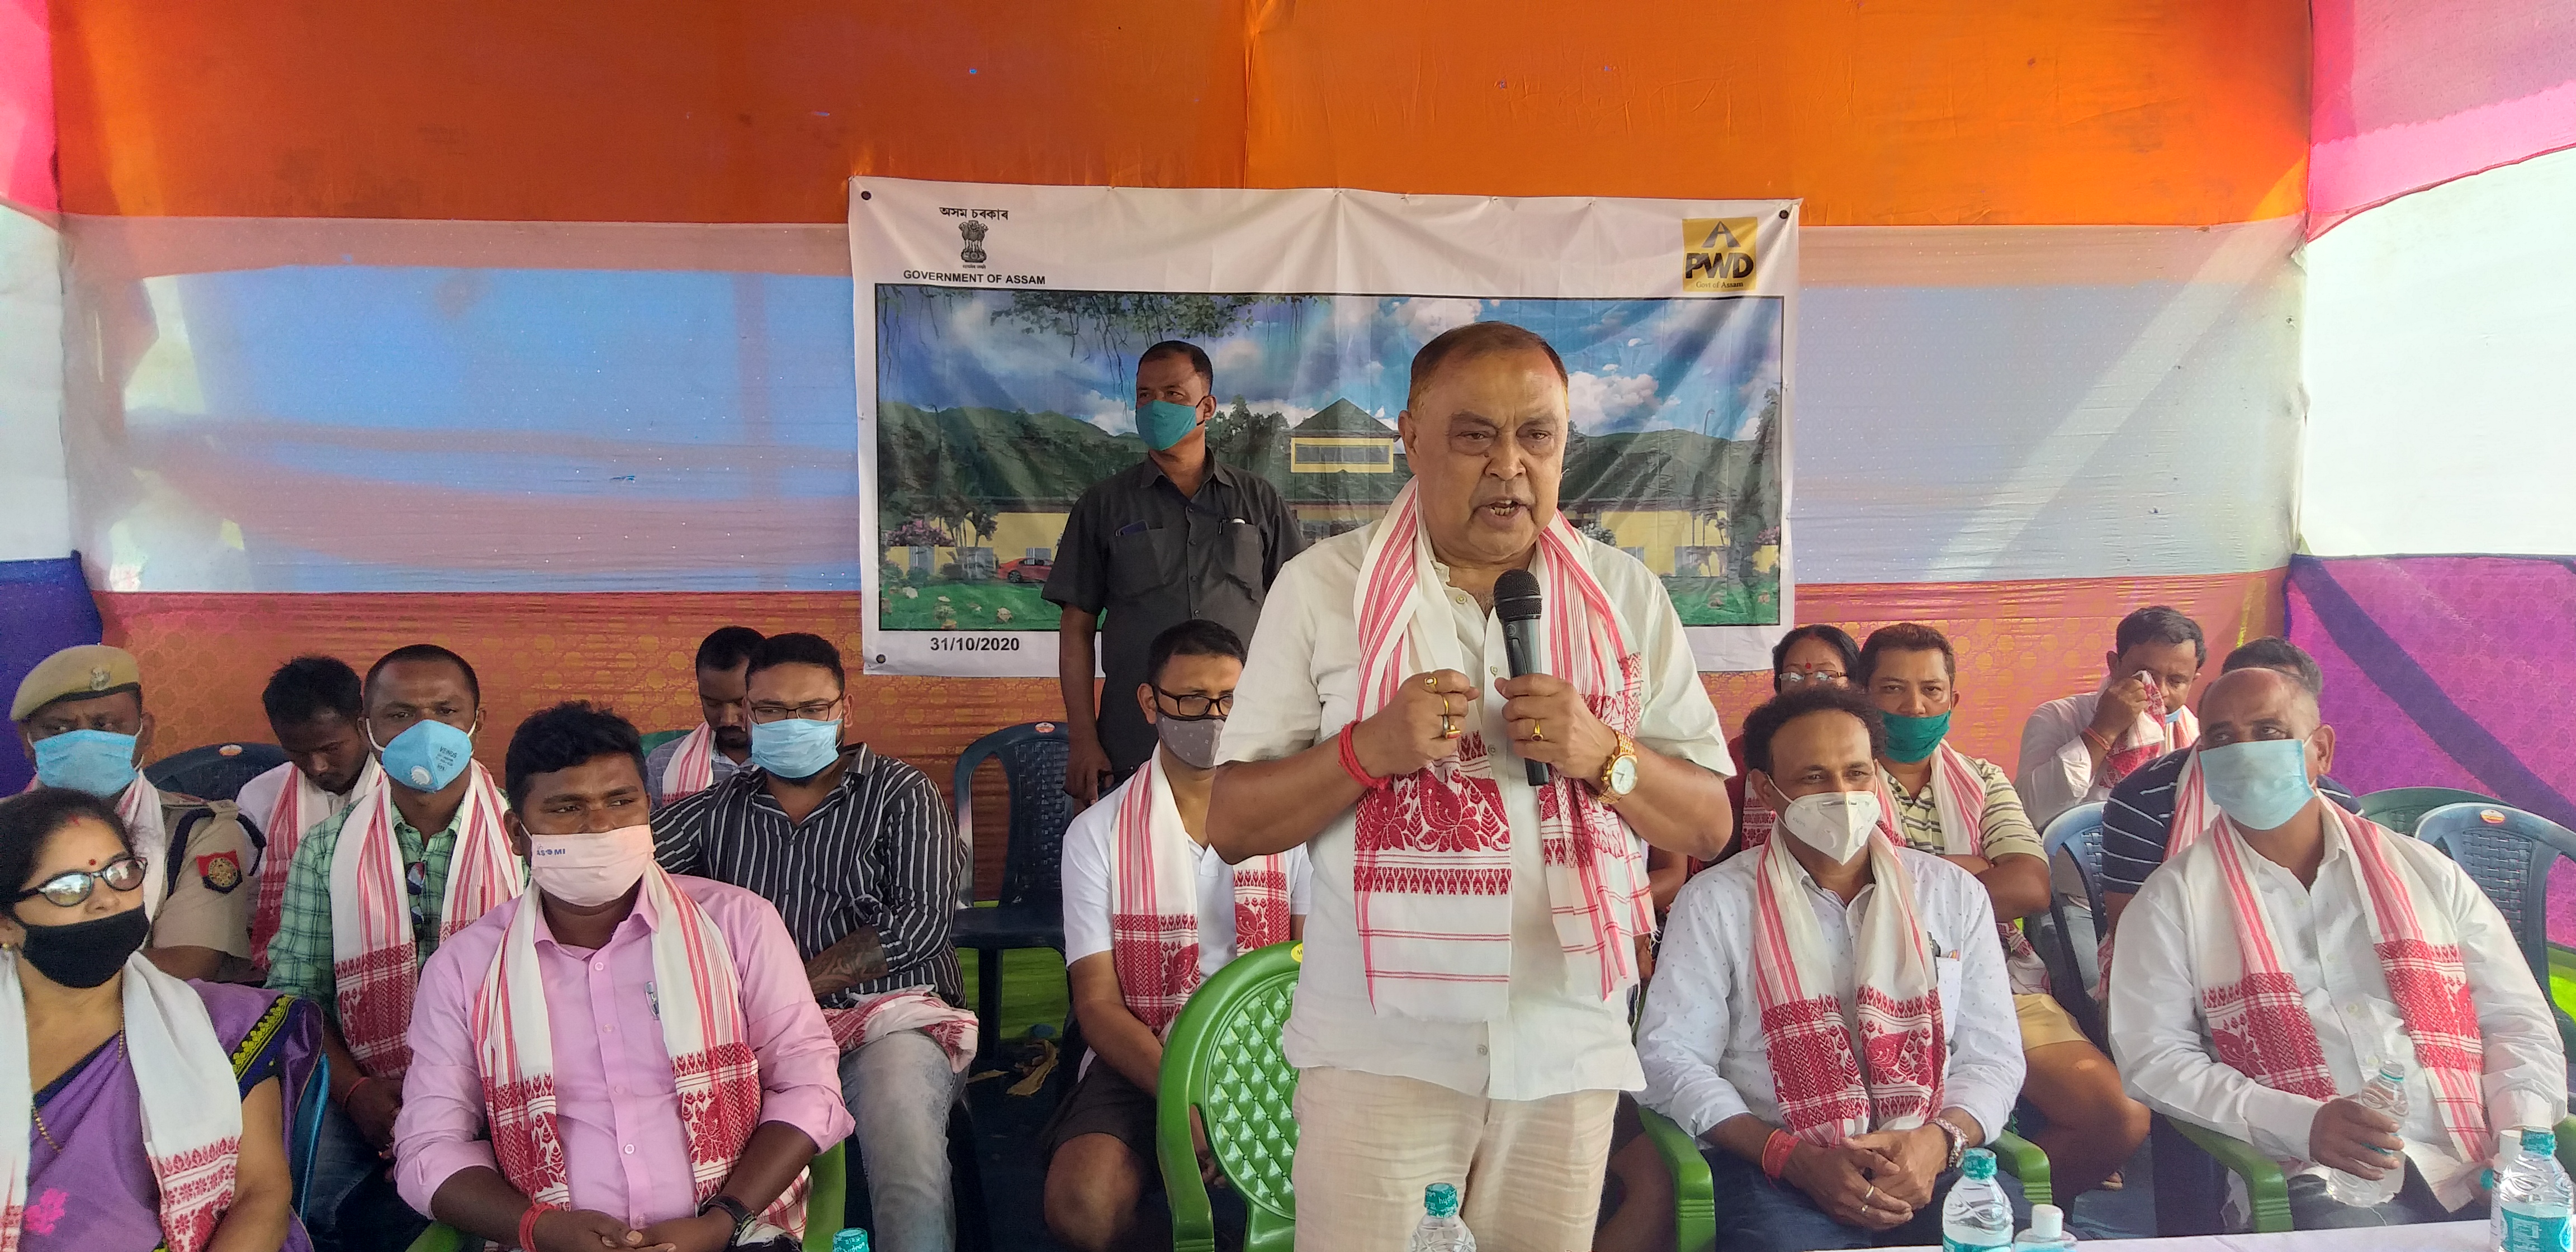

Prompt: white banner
[850,178,1797,675]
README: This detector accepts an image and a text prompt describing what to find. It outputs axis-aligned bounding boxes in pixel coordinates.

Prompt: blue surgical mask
[31,729,139,798]
[1138,400,1202,452]
[372,718,476,793]
[2196,738,2318,830]
[751,718,844,780]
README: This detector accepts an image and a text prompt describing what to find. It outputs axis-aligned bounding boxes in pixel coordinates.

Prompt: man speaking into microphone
[1211,321,1735,1251]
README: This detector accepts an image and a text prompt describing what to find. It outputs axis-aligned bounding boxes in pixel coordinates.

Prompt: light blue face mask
[751,718,844,780]
[2196,738,2318,830]
[32,729,140,798]
[373,718,476,793]
[1138,400,1203,452]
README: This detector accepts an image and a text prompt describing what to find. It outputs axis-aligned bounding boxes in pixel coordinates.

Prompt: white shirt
[2015,692,2112,830]
[1219,525,1732,1101]
[1636,846,2024,1142]
[2109,817,2566,1208]
[234,761,358,884]
[1060,769,1314,975]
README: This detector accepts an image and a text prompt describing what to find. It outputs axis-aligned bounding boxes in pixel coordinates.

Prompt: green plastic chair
[1636,1108,2050,1252]
[1157,940,1304,1252]
[2156,1114,2576,1234]
[403,1140,849,1251]
[2357,786,2499,836]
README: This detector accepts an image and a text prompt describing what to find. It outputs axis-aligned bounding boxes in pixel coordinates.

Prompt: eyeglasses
[750,700,841,723]
[1152,687,1235,719]
[1778,668,1846,685]
[16,855,146,908]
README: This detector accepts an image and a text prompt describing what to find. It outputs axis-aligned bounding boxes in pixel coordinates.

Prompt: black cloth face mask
[16,907,150,989]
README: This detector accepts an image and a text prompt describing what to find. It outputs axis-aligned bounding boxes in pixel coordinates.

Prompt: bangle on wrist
[517,1201,558,1251]
[1337,724,1387,791]
[1760,1128,1798,1179]
[340,1073,374,1105]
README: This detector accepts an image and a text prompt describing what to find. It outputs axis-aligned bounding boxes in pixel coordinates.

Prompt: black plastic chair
[949,722,1074,1060]
[144,741,289,803]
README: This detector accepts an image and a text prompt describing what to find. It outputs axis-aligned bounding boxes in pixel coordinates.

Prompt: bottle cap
[1960,1146,1996,1180]
[2525,1127,2557,1155]
[1424,1182,1461,1218]
[2029,1203,2063,1237]
[831,1231,872,1252]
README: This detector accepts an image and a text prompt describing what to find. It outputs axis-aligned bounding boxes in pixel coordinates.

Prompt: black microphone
[1493,568,1549,787]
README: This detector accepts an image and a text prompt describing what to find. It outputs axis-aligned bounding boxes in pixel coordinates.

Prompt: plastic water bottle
[2326,1063,2411,1207]
[1408,1182,1476,1252]
[2493,1132,2530,1252]
[830,1230,872,1252]
[2012,1202,2076,1249]
[2497,1127,2574,1252]
[1942,1147,2012,1251]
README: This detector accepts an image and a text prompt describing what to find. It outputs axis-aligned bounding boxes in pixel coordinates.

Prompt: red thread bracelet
[1761,1129,1797,1179]
[518,1201,558,1251]
[1337,724,1386,790]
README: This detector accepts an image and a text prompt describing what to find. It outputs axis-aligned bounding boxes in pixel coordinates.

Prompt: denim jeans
[840,1027,966,1252]
[305,1098,429,1252]
[1703,1142,2028,1252]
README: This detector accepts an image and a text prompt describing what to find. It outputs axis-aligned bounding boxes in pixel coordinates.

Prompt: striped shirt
[652,746,963,1006]
[2097,748,2360,896]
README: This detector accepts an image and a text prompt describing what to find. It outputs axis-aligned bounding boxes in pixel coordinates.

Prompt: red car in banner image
[999,557,1053,584]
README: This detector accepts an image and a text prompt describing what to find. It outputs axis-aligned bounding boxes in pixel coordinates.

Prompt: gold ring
[1862,1185,1877,1207]
[1441,695,1454,716]
[1531,721,1545,742]
[1424,675,1438,692]
[1440,714,1461,739]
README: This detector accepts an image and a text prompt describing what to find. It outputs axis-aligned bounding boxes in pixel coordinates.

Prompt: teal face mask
[2197,738,2318,830]
[1881,710,1951,764]
[751,718,844,781]
[1138,400,1203,452]
[32,729,140,798]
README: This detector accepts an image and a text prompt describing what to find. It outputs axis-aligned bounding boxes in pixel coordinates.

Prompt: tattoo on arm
[805,926,888,995]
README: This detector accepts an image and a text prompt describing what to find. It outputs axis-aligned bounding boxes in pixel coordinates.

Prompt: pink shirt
[393,875,853,1227]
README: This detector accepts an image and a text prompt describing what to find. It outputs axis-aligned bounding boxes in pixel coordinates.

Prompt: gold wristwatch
[1595,730,1640,804]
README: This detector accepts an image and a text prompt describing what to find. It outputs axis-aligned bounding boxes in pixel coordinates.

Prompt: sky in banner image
[872,286,1784,636]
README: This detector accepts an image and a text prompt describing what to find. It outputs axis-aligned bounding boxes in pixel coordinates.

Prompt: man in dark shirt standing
[2096,636,2361,937]
[1046,340,1303,804]
[655,633,967,1252]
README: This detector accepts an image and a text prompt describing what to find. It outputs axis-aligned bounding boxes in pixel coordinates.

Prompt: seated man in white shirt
[2014,605,2206,829]
[1639,684,2025,1251]
[1210,321,1734,1252]
[234,654,382,976]
[1041,619,1310,1252]
[2109,666,2566,1229]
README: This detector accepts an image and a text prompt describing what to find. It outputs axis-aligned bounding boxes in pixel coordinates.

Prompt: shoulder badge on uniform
[197,850,244,894]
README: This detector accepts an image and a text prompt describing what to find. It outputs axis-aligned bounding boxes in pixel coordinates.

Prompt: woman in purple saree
[0,789,313,1252]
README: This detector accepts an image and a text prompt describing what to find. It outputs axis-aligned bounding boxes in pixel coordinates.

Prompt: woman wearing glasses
[0,788,310,1251]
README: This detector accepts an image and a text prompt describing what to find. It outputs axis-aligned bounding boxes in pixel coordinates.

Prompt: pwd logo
[1682,217,1759,292]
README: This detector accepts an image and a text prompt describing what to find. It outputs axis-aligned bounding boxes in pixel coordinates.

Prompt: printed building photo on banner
[851,179,1799,676]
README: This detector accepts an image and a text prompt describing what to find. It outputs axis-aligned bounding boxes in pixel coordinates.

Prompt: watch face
[1608,755,1640,793]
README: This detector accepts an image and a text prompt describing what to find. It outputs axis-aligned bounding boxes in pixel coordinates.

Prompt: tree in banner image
[986,292,1269,358]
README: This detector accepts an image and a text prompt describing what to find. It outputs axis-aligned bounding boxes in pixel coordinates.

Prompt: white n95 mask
[1775,790,1883,863]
